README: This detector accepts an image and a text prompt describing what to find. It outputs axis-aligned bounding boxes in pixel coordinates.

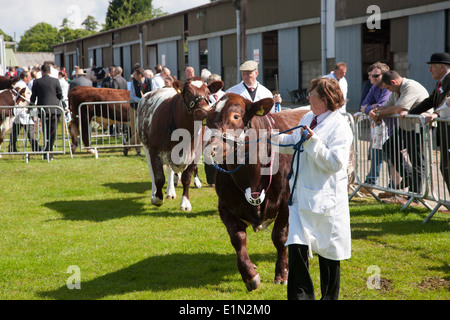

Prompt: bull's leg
[179,164,196,211]
[271,205,289,285]
[193,166,201,188]
[68,120,79,153]
[164,165,177,199]
[220,205,260,291]
[144,147,165,206]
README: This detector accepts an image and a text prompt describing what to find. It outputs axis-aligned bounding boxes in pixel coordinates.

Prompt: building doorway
[262,31,278,92]
[361,19,393,83]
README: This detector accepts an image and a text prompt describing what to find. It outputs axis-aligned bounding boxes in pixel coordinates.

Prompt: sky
[0,0,210,41]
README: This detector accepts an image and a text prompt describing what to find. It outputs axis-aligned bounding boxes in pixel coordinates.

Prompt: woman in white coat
[276,77,353,300]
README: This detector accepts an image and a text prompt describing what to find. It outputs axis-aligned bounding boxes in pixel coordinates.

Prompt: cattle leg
[193,166,202,188]
[144,147,164,206]
[164,165,177,199]
[220,206,260,291]
[179,164,196,211]
[271,207,289,285]
[68,120,79,152]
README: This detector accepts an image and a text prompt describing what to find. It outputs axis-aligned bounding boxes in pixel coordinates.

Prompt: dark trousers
[42,114,58,152]
[382,128,425,193]
[287,244,340,300]
[8,123,40,152]
[438,124,450,192]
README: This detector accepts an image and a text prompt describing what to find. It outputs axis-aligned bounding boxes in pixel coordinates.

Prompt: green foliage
[0,29,13,42]
[17,23,59,52]
[104,0,167,30]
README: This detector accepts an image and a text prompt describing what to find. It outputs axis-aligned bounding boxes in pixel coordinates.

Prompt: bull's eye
[233,114,240,120]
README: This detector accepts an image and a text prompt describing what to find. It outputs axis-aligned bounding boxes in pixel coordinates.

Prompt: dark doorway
[263,31,278,92]
[361,19,393,82]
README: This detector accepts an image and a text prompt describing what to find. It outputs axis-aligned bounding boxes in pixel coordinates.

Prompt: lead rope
[212,117,309,206]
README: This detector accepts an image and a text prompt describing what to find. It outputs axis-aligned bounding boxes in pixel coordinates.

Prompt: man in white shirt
[9,71,40,152]
[151,64,165,91]
[226,60,282,113]
[323,62,348,113]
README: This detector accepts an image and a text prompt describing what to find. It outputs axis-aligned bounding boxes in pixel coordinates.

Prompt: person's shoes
[382,195,407,205]
[378,192,394,198]
[359,186,373,195]
[123,147,128,156]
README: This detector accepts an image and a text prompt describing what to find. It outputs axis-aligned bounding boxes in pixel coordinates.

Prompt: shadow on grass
[350,201,449,238]
[103,182,150,194]
[44,197,217,222]
[39,252,276,300]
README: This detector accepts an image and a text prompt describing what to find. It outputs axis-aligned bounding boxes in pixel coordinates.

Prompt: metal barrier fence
[0,105,69,162]
[77,101,142,158]
[350,112,450,223]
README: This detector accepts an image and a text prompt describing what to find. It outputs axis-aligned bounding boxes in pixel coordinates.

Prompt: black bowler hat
[427,52,450,65]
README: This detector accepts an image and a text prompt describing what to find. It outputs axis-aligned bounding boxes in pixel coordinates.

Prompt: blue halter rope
[212,124,310,206]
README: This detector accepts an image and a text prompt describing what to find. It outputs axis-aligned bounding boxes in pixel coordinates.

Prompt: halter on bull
[200,93,309,290]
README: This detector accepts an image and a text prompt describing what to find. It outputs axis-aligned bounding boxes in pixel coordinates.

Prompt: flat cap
[239,60,258,71]
[427,52,450,65]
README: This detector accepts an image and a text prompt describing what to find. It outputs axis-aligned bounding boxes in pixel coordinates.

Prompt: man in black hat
[408,52,450,190]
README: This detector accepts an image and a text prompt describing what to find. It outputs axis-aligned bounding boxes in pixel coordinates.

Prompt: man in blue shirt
[360,62,391,189]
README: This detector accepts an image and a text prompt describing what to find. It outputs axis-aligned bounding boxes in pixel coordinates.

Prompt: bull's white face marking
[17,89,31,106]
[214,96,229,113]
[191,80,203,89]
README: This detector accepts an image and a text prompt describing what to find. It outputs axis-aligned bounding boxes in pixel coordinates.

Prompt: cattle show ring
[0,0,448,307]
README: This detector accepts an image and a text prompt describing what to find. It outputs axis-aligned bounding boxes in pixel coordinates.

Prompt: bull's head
[12,87,31,106]
[180,77,223,120]
[202,93,274,165]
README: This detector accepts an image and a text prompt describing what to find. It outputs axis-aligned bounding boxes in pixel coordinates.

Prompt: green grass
[0,151,448,300]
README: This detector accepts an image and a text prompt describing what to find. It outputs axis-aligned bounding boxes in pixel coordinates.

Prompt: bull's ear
[208,80,224,94]
[173,80,184,94]
[246,98,274,117]
[193,108,209,125]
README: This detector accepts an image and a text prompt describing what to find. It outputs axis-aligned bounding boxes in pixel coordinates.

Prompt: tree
[0,29,13,42]
[104,0,167,31]
[18,23,59,52]
[82,15,99,32]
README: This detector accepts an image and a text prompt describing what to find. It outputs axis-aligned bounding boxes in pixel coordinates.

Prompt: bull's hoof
[180,195,192,211]
[194,176,202,189]
[151,197,164,206]
[273,279,288,285]
[87,149,96,155]
[166,194,176,200]
[245,274,261,292]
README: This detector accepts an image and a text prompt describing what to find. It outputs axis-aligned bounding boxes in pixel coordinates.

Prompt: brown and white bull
[137,77,223,211]
[0,76,19,90]
[68,86,135,154]
[200,93,309,291]
[0,87,31,153]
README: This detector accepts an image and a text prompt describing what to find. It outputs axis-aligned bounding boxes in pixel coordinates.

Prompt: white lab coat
[226,81,276,112]
[278,110,353,260]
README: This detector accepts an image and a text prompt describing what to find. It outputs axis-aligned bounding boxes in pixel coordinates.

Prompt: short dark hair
[367,61,390,73]
[134,67,146,76]
[381,70,401,85]
[41,63,51,74]
[20,71,29,80]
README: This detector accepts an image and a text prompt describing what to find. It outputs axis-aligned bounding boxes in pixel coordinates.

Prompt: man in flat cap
[227,60,282,113]
[408,52,450,191]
